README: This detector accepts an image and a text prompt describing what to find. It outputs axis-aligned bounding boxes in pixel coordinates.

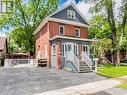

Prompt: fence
[4,59,38,68]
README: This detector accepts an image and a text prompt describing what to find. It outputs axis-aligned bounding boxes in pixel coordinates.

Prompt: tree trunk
[126,50,127,58]
[106,0,117,64]
[111,53,114,63]
[118,1,127,64]
[116,50,120,66]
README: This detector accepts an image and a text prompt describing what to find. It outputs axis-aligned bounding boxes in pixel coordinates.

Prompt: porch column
[47,41,51,68]
[79,44,83,55]
[56,40,61,69]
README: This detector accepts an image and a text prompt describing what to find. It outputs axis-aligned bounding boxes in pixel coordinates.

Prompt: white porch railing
[81,51,93,70]
[65,51,80,71]
[4,59,38,68]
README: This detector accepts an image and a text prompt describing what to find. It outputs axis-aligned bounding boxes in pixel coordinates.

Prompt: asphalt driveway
[0,67,105,95]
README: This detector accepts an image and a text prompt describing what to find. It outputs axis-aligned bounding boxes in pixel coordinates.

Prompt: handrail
[102,57,112,64]
[81,51,92,70]
[65,51,80,71]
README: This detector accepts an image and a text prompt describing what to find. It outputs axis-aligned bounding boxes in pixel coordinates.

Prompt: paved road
[0,67,105,95]
[35,76,127,95]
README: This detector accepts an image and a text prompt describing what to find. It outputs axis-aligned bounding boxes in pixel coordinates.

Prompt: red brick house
[34,3,96,72]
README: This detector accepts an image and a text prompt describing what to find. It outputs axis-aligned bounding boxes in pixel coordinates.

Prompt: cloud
[77,0,122,20]
[76,1,93,20]
[0,32,6,37]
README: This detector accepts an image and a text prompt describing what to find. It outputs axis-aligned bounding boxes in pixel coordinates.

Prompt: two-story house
[34,3,96,72]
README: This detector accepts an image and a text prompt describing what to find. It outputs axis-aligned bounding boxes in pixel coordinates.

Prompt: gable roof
[33,3,90,35]
[0,37,7,51]
[50,3,89,25]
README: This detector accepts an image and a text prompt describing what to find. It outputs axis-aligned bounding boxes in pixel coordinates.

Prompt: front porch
[50,36,97,73]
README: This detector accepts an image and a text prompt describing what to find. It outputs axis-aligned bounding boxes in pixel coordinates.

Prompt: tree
[7,31,23,54]
[89,15,112,39]
[84,0,127,64]
[1,0,59,55]
[117,0,127,65]
[92,38,112,64]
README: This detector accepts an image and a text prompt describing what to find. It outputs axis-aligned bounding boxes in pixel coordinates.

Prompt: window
[59,25,65,35]
[0,0,14,13]
[83,45,88,53]
[67,10,75,19]
[75,28,80,37]
[67,44,72,51]
[52,44,56,55]
[62,44,65,56]
[74,44,78,56]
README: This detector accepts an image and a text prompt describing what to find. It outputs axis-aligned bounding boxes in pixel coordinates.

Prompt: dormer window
[59,25,65,35]
[75,28,80,37]
[67,10,75,19]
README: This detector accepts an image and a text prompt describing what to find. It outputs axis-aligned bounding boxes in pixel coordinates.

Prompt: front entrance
[62,43,79,57]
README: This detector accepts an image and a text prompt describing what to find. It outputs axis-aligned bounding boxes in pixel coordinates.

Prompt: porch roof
[49,35,98,42]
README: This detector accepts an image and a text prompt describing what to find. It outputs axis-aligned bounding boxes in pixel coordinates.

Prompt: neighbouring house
[0,37,7,65]
[7,53,30,59]
[33,3,96,72]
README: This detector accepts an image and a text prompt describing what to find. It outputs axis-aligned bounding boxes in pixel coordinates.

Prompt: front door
[62,43,78,56]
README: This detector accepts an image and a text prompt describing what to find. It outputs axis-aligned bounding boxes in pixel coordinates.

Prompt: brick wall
[49,21,88,39]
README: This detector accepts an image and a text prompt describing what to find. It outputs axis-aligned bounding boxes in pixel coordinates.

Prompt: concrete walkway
[35,76,127,95]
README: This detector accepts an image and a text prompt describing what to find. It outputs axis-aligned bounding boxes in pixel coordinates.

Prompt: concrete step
[78,70,92,73]
[79,67,90,69]
[78,62,93,73]
[79,65,90,68]
[80,68,91,70]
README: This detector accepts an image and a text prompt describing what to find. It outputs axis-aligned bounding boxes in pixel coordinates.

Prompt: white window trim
[62,43,65,57]
[67,10,75,19]
[59,25,65,35]
[73,43,79,56]
[83,45,90,53]
[52,44,56,55]
[75,28,80,37]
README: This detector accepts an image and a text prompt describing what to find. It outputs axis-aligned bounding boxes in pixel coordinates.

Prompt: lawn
[118,83,127,89]
[97,64,127,89]
[97,64,127,78]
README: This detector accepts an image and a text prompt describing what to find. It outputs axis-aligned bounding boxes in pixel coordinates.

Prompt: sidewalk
[34,76,127,95]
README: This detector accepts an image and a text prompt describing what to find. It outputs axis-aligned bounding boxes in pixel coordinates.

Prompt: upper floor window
[67,10,75,19]
[75,28,80,37]
[59,25,65,35]
[0,0,14,13]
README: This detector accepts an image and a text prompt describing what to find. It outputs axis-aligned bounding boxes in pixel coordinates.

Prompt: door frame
[62,42,79,56]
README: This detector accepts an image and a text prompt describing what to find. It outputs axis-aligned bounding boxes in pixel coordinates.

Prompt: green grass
[97,64,127,78]
[97,64,127,89]
[118,83,127,89]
